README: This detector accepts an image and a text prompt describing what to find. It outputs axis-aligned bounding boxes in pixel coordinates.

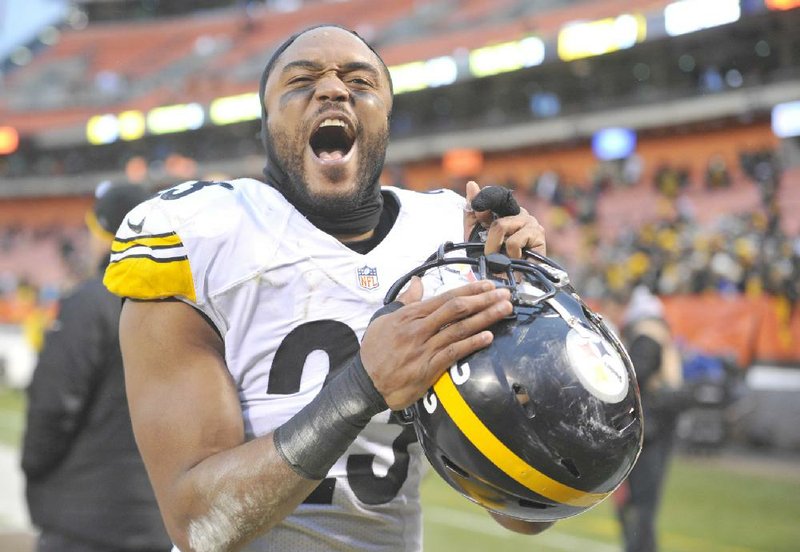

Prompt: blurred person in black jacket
[612,285,692,552]
[21,183,171,552]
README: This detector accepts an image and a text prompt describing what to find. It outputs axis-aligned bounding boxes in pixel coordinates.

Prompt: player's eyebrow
[339,61,381,79]
[281,60,323,74]
[281,60,381,79]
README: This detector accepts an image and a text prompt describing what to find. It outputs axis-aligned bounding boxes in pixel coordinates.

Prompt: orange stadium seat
[1,0,683,134]
[437,0,518,28]
[203,0,418,77]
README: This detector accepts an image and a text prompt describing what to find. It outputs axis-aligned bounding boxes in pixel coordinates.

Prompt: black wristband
[273,353,387,480]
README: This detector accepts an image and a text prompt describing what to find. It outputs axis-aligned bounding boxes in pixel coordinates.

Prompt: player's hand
[360,277,512,410]
[464,181,547,258]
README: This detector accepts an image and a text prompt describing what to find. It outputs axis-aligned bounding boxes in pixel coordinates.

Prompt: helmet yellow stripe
[432,372,608,508]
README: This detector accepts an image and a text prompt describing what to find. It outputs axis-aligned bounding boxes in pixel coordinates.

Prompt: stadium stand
[1,0,799,369]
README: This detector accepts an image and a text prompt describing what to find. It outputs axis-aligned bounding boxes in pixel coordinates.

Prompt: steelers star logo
[565,326,629,403]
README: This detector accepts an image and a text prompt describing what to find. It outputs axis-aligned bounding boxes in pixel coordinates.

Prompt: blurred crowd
[517,147,797,308]
[0,224,85,350]
[575,207,798,306]
[0,147,797,362]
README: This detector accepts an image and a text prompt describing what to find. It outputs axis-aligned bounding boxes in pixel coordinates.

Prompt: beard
[267,120,389,219]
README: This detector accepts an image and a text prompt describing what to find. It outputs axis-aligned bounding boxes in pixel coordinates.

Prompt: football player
[104,25,548,551]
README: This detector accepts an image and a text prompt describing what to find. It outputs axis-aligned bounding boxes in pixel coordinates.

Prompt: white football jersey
[105,178,468,551]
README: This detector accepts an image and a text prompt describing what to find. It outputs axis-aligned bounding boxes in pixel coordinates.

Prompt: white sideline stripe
[0,444,31,530]
[424,505,617,552]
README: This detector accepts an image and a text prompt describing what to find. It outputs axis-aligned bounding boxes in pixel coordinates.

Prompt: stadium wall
[662,295,800,369]
[0,195,92,227]
[398,121,780,191]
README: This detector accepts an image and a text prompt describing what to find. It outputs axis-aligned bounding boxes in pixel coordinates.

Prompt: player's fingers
[484,212,546,257]
[482,215,522,254]
[504,218,547,258]
[423,286,510,334]
[421,297,513,383]
[465,180,481,203]
[464,182,479,232]
[416,287,511,362]
[404,279,496,319]
[429,293,512,348]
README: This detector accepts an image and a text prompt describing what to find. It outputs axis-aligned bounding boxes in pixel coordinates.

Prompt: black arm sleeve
[272,301,401,480]
[273,353,387,480]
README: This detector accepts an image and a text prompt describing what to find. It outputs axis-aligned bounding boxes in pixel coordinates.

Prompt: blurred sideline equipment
[387,242,643,521]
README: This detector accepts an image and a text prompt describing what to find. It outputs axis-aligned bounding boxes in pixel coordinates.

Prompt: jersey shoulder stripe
[110,232,185,260]
[112,231,182,247]
[103,193,198,302]
[103,178,273,305]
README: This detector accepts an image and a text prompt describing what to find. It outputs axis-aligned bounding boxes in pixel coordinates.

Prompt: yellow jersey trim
[433,373,608,508]
[104,231,197,302]
[104,256,196,302]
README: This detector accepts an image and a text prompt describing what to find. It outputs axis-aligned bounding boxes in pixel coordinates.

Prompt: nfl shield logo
[357,266,380,290]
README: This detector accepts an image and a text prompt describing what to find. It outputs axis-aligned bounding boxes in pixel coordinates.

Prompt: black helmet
[385,242,643,522]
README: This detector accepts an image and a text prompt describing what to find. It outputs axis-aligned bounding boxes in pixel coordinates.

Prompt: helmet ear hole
[518,498,548,510]
[441,455,470,479]
[560,458,581,479]
[512,383,536,419]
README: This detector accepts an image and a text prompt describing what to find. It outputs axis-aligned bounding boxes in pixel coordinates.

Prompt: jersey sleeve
[103,197,197,303]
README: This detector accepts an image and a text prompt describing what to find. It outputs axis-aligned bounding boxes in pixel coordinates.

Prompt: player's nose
[315,72,349,103]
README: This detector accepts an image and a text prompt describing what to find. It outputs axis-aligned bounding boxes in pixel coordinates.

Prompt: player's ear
[259,107,270,149]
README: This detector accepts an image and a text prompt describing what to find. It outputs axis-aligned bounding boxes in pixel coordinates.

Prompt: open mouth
[309,118,355,162]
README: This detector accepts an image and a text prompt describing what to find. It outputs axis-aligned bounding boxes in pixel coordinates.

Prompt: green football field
[3,388,799,550]
[421,452,800,552]
[0,388,24,448]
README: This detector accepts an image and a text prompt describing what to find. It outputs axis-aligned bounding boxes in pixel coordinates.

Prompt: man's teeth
[319,151,344,161]
[314,119,349,160]
[319,118,346,128]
